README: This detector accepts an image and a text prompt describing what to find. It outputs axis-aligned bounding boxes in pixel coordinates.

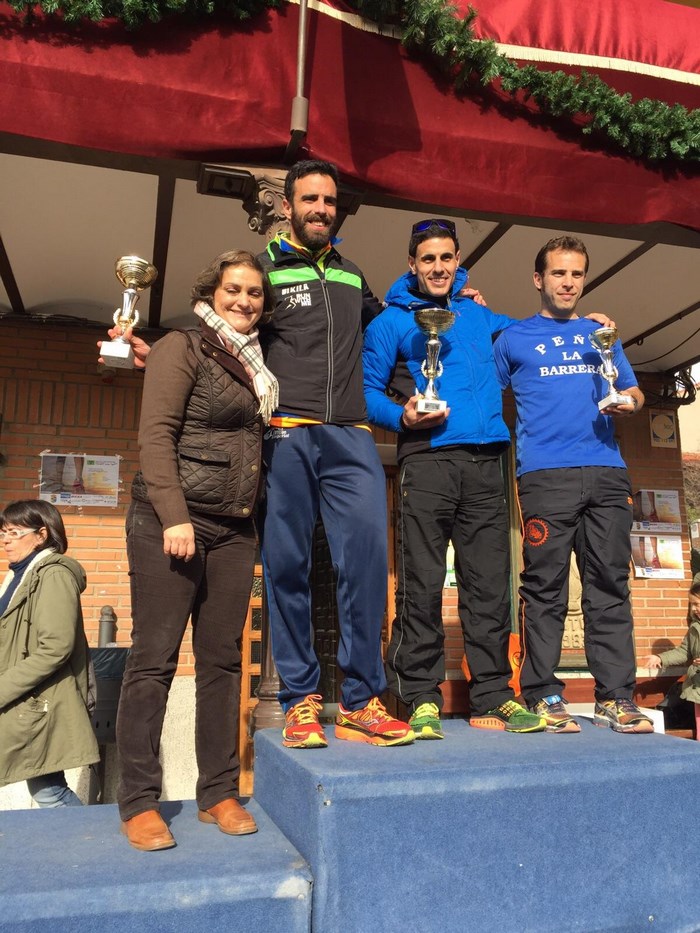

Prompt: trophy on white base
[588,326,634,411]
[101,256,157,369]
[414,307,456,413]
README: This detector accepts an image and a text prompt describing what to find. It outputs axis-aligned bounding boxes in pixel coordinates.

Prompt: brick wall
[621,380,692,656]
[0,318,172,661]
[1,318,693,680]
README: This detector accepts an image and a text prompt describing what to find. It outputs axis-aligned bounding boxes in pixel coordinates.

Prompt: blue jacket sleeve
[492,331,512,390]
[483,306,515,338]
[363,313,406,432]
[612,341,638,389]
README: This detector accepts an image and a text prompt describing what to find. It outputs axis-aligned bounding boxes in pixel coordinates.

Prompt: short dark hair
[408,219,459,258]
[284,160,339,202]
[1,499,68,553]
[190,249,274,324]
[535,236,590,276]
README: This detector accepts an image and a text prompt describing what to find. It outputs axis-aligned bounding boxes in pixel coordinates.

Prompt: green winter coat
[659,619,700,704]
[0,550,99,787]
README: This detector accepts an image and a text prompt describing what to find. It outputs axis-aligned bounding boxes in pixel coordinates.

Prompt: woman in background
[0,499,98,806]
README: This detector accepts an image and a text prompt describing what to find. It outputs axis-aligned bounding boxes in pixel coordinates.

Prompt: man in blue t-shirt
[493,235,653,735]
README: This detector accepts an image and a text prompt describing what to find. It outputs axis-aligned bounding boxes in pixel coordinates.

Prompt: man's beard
[290,209,333,252]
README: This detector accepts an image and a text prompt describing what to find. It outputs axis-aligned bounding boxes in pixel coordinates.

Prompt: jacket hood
[384,267,469,312]
[35,552,87,593]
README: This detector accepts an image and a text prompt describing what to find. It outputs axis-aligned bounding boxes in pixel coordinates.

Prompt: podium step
[255,719,700,933]
[0,800,311,932]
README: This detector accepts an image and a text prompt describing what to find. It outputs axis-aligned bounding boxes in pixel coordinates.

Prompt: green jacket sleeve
[659,632,692,670]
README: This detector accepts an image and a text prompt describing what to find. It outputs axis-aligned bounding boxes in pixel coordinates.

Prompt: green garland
[8,0,700,163]
[383,0,700,163]
[11,0,281,25]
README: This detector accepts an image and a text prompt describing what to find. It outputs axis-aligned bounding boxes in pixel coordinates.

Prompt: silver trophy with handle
[588,326,633,411]
[414,308,456,413]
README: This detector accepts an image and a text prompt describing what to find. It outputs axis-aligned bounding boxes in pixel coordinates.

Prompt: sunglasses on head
[411,219,457,238]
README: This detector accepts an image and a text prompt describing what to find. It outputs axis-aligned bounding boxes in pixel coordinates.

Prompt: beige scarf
[193,301,279,425]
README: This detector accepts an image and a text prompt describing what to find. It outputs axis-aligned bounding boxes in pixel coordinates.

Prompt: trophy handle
[421,360,444,381]
[113,304,140,338]
[598,358,618,390]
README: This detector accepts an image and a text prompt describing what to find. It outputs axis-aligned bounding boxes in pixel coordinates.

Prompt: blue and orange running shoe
[530,695,581,733]
[594,699,654,734]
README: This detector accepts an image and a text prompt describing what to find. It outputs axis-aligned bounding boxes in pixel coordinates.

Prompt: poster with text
[39,453,120,507]
[632,489,682,533]
[631,533,684,579]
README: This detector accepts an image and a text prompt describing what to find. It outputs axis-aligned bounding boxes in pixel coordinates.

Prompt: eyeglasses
[0,527,40,540]
[411,219,457,238]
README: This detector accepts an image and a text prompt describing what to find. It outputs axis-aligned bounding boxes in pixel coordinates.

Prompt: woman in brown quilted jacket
[116,250,277,851]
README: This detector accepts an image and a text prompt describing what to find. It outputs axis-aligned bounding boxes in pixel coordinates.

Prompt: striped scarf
[193,301,279,425]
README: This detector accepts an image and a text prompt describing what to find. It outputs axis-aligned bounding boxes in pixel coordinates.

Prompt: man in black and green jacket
[258,160,413,749]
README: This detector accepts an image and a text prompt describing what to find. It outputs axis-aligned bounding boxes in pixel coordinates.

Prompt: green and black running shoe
[409,702,444,740]
[470,700,546,733]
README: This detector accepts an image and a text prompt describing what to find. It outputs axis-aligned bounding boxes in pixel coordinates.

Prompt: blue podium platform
[0,800,311,932]
[255,720,700,933]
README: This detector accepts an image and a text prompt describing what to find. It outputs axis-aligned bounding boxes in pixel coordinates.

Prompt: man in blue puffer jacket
[363,219,546,738]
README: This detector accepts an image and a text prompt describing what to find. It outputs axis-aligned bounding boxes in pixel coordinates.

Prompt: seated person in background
[644,581,700,735]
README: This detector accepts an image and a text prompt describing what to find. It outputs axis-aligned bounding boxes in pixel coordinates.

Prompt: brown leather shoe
[121,810,176,851]
[198,798,258,835]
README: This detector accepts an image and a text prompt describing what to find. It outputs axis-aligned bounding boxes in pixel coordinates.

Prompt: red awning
[0,0,698,228]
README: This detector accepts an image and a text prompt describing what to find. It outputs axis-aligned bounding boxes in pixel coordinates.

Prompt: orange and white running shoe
[335,697,414,746]
[283,694,328,748]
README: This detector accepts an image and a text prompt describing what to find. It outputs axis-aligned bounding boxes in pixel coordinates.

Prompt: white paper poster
[632,489,682,533]
[631,533,684,579]
[39,453,120,507]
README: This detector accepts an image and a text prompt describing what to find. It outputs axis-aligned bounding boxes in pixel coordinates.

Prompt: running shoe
[593,699,654,734]
[530,694,581,733]
[409,702,444,740]
[335,697,414,746]
[283,694,328,748]
[470,700,546,733]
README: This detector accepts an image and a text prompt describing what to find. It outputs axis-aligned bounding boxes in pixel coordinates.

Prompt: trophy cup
[100,256,158,369]
[414,307,456,413]
[588,326,633,411]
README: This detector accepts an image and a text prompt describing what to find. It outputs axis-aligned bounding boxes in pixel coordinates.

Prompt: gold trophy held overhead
[100,256,157,369]
[588,326,634,411]
[414,307,456,413]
